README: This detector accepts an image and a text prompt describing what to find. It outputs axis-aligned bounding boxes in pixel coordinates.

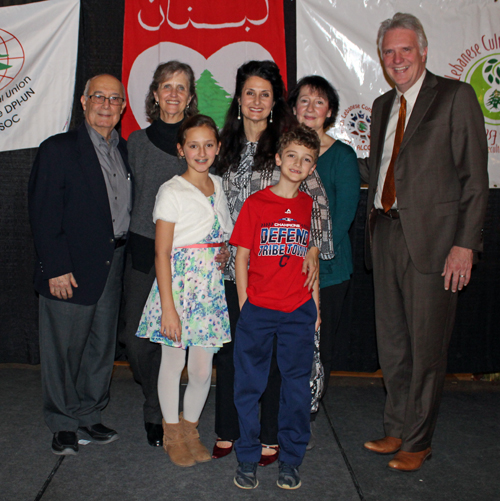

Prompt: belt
[114,237,127,249]
[178,242,224,249]
[377,208,400,219]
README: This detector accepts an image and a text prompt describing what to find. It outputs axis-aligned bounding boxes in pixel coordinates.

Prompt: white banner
[297,0,500,188]
[0,0,80,152]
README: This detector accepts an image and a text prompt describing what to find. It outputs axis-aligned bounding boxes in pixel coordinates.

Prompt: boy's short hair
[277,124,320,162]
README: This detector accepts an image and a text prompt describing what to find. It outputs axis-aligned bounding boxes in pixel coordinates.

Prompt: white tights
[158,345,214,424]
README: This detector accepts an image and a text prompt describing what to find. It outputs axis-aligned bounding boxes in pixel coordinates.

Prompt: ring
[460,275,465,278]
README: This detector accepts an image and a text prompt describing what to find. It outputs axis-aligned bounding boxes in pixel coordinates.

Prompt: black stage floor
[1,365,499,501]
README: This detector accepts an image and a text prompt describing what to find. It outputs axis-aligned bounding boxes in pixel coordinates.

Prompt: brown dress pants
[372,213,458,452]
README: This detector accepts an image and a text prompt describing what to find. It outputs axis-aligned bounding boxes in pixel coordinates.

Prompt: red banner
[122,0,287,138]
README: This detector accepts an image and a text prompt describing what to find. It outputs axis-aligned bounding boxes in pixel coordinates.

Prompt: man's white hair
[377,12,428,56]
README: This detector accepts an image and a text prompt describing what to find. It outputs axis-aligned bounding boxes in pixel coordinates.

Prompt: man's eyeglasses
[88,94,125,106]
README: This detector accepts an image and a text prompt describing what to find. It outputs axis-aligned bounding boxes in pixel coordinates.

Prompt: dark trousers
[39,246,125,433]
[372,215,458,452]
[214,281,281,444]
[319,280,350,396]
[119,255,162,424]
[234,299,316,466]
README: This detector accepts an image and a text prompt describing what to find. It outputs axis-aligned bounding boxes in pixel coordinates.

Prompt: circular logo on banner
[0,29,25,92]
[338,105,372,153]
[465,54,500,126]
[347,109,371,140]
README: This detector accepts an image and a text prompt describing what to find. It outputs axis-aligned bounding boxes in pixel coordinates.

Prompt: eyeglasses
[88,94,125,106]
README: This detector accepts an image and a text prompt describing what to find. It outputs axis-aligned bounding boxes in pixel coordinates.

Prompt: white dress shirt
[374,70,427,210]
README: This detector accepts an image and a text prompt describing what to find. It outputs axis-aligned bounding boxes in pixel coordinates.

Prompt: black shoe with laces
[78,424,119,444]
[52,431,78,455]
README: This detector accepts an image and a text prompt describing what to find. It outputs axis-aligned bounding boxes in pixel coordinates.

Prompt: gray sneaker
[277,461,301,489]
[234,461,259,489]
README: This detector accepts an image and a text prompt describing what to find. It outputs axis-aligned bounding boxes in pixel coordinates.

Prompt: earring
[155,101,159,107]
[237,104,241,120]
[269,109,273,123]
[187,104,190,110]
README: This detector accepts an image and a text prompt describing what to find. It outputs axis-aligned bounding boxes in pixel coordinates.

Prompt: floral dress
[136,195,231,351]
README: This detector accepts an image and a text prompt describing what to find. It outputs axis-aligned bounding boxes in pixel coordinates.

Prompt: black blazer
[28,123,130,305]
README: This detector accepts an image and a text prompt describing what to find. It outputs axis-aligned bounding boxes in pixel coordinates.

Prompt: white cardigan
[153,174,233,248]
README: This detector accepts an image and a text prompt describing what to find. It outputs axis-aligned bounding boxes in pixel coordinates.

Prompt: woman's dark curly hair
[287,75,339,130]
[145,61,199,123]
[217,60,296,174]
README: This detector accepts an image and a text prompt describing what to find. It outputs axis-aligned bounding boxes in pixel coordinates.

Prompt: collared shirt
[86,122,132,237]
[375,70,427,210]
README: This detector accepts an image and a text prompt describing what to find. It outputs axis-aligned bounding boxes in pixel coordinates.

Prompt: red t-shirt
[230,186,313,312]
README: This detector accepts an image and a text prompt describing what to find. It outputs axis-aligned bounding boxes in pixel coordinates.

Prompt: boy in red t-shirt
[230,125,321,490]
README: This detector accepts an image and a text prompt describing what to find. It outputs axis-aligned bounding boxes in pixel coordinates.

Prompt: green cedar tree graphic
[196,69,231,129]
[487,89,500,110]
[0,54,12,71]
[484,58,500,85]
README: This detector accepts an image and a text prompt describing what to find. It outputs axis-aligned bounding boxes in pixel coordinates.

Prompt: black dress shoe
[78,424,119,444]
[52,431,78,455]
[145,422,163,447]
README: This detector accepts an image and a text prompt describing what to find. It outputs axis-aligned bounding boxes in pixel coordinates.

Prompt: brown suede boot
[162,419,196,467]
[180,413,211,463]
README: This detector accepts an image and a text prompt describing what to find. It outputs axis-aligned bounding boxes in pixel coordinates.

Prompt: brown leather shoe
[364,436,402,454]
[388,448,432,472]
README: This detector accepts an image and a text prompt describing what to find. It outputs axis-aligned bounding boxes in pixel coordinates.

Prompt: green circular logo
[465,54,500,126]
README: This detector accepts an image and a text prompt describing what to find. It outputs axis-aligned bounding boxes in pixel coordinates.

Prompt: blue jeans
[234,298,316,466]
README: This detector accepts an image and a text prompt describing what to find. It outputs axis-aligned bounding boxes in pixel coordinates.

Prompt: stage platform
[1,364,499,501]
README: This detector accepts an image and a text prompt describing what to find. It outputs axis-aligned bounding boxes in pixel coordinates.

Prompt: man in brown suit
[359,13,489,471]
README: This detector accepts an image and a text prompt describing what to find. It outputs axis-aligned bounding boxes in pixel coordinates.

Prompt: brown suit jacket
[359,71,489,273]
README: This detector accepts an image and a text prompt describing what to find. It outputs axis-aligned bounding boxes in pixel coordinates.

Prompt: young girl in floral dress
[136,115,233,467]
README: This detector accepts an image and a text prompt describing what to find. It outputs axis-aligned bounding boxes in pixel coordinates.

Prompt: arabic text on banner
[122,0,287,138]
[0,0,80,153]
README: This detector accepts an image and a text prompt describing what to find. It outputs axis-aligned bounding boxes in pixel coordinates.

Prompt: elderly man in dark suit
[29,74,131,455]
[359,13,489,472]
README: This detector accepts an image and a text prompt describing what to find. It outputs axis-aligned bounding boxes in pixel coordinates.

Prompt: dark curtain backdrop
[1,0,499,373]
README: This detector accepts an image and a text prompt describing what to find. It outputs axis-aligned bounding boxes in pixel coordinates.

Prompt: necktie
[381,95,406,212]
